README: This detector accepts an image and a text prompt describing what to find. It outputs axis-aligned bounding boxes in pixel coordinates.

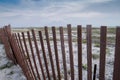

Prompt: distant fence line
[0,24,120,80]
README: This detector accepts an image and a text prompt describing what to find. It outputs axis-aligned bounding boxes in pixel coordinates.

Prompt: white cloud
[0,1,87,17]
[90,0,112,3]
[65,12,104,18]
[0,0,118,27]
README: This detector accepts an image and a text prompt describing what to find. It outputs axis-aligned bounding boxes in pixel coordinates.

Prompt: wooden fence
[0,24,120,80]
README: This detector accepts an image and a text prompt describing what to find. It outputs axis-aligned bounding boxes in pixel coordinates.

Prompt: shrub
[92,54,99,59]
[82,64,87,70]
[82,39,86,43]
[94,43,100,47]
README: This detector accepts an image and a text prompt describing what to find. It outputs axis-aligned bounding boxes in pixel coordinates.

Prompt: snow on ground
[0,44,26,80]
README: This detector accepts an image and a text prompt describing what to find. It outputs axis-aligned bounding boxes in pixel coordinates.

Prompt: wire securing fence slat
[99,26,107,80]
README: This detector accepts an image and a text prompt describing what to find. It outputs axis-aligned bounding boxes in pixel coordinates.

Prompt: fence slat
[38,31,51,80]
[27,32,41,80]
[67,24,74,80]
[52,27,61,80]
[59,27,68,80]
[113,27,120,80]
[77,25,82,80]
[31,29,46,80]
[10,34,21,65]
[99,26,107,80]
[86,25,92,80]
[3,27,17,64]
[14,33,24,66]
[44,27,56,80]
[0,28,12,60]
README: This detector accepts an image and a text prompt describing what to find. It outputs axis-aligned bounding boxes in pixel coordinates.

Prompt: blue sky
[0,0,120,27]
